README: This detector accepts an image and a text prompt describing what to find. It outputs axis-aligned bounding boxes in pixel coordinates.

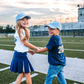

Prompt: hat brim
[16,16,31,22]
[44,25,56,29]
[24,16,31,19]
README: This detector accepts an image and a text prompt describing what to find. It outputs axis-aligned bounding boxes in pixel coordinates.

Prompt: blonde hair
[16,20,30,41]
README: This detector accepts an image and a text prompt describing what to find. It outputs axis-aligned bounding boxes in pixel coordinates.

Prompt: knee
[25,73,30,76]
[19,72,25,77]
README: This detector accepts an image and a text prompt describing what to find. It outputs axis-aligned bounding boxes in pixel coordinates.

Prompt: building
[78,4,84,22]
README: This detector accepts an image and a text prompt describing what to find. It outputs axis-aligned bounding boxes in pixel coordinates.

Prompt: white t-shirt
[14,29,29,52]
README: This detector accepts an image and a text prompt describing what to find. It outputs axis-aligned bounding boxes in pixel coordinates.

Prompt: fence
[30,29,84,37]
[30,22,84,37]
[0,22,84,37]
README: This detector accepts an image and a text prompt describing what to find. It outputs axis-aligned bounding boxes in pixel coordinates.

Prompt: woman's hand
[28,49,35,55]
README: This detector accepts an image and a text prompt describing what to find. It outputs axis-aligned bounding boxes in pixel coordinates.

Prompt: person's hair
[16,20,30,41]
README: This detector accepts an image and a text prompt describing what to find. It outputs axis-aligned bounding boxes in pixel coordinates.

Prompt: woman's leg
[15,72,25,84]
[25,73,32,84]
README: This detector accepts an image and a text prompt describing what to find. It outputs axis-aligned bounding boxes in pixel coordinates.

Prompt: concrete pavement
[0,49,84,83]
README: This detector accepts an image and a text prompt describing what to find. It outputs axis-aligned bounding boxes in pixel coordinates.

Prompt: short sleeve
[20,29,26,40]
[46,36,55,50]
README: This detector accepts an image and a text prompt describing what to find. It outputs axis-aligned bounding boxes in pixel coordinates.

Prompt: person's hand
[35,47,40,51]
[28,49,35,55]
[35,47,43,53]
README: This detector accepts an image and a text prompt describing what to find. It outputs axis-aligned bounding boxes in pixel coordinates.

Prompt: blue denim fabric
[44,64,67,84]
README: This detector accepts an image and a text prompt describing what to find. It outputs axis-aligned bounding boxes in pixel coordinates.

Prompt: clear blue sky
[0,0,84,26]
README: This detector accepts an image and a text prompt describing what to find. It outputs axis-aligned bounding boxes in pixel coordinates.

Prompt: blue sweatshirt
[46,35,66,66]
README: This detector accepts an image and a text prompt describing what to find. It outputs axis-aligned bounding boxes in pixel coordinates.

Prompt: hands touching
[29,47,47,55]
[35,47,43,53]
[28,47,42,55]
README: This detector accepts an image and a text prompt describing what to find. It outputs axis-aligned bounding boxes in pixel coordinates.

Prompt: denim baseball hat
[44,21,62,30]
[16,13,31,22]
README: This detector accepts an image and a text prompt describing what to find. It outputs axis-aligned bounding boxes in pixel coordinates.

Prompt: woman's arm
[22,39,38,50]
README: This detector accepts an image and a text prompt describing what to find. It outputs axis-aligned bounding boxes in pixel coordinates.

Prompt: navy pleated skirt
[10,51,34,73]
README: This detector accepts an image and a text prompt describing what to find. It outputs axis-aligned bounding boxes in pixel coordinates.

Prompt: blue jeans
[44,64,67,84]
